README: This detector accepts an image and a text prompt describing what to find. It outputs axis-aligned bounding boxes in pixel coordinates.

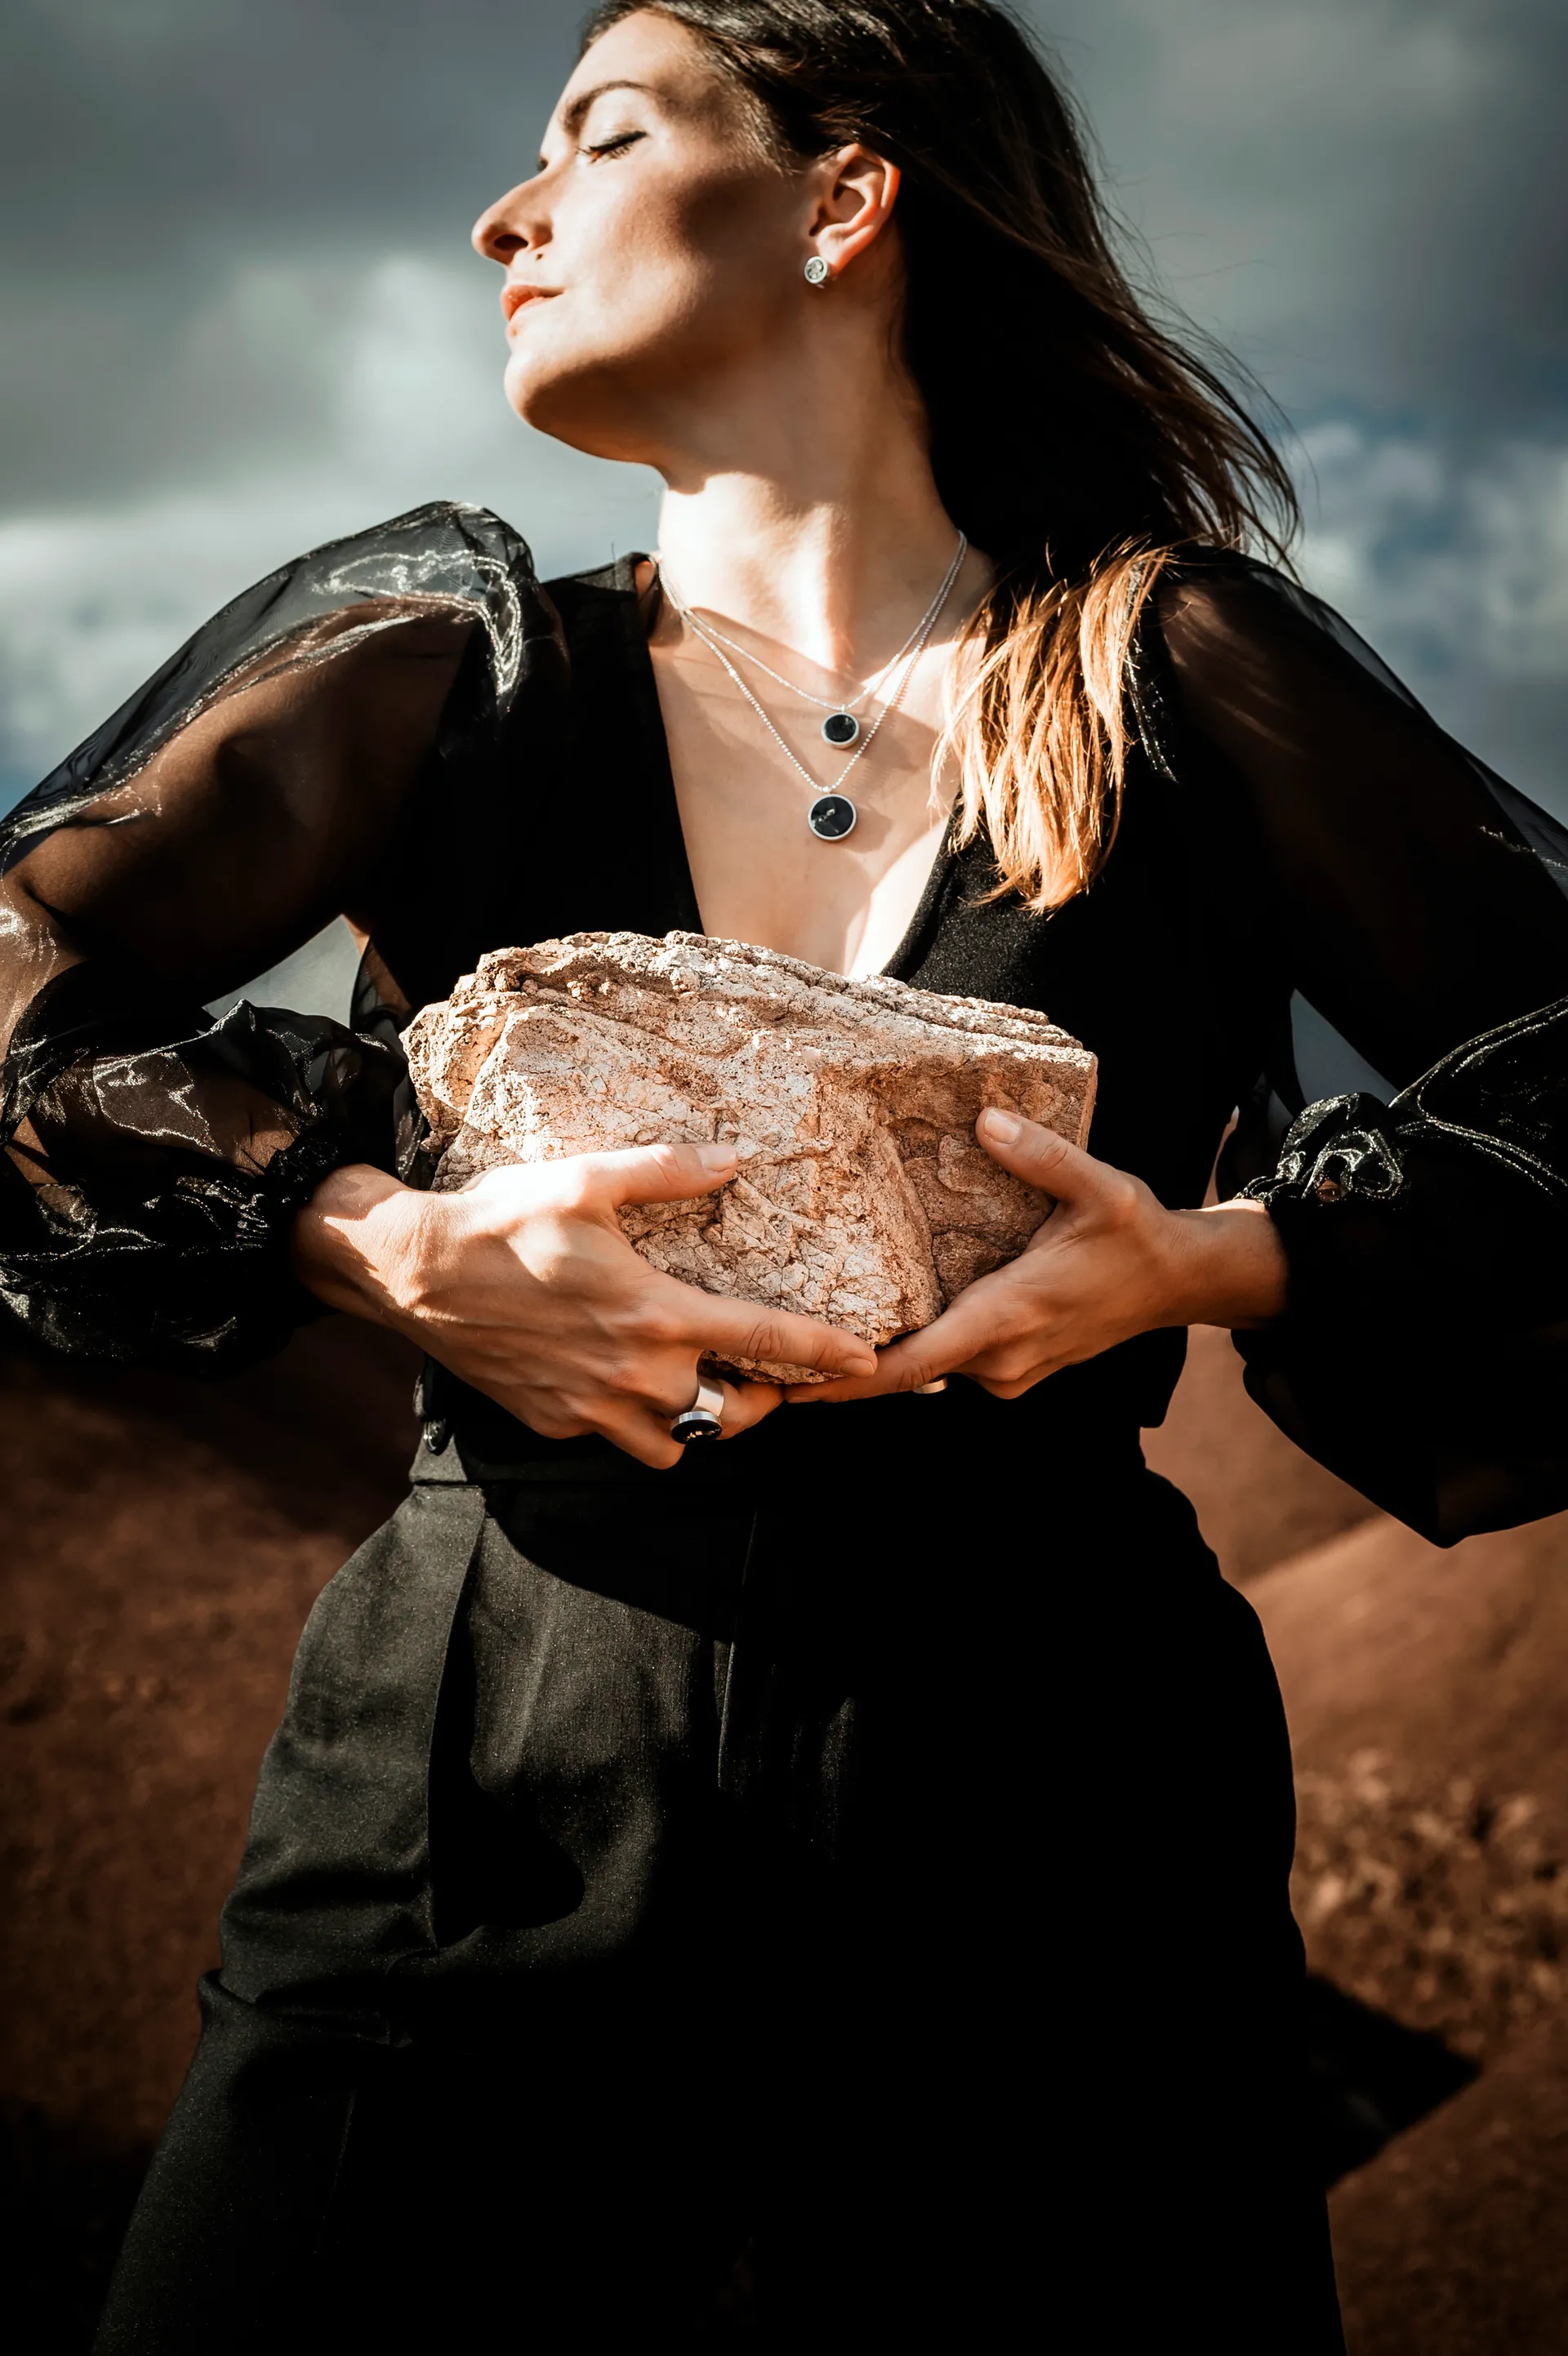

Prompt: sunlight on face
[471,12,806,461]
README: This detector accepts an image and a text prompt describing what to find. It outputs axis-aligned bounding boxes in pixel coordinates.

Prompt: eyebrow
[558,78,657,138]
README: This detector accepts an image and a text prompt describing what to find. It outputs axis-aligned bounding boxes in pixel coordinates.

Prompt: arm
[294,1148,874,1470]
[0,586,474,1368]
[1160,563,1568,1540]
[1153,560,1568,1089]
[786,1111,1286,1410]
[0,508,873,1441]
[794,562,1568,1543]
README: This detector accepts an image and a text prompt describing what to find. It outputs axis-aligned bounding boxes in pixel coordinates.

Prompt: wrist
[291,1162,433,1327]
[1165,1199,1289,1330]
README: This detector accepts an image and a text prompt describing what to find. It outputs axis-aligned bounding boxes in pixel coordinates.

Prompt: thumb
[573,1137,740,1211]
[976,1107,1108,1200]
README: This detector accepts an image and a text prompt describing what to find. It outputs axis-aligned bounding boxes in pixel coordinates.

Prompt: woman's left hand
[786,1107,1290,1405]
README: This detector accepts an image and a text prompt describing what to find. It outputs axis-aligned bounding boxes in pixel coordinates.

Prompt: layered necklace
[657,532,967,841]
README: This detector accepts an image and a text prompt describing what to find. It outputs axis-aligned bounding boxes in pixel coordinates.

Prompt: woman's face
[472,11,817,462]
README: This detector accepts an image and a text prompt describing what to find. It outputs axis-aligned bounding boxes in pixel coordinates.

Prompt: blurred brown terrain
[1150,1334,1568,2356]
[0,1316,422,2346]
[2,1316,1566,2349]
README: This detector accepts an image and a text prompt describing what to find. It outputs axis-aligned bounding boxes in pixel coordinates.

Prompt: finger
[785,1333,956,1405]
[586,1399,687,1471]
[970,1363,1059,1399]
[715,1379,784,1439]
[483,1379,666,1462]
[784,1365,902,1405]
[785,1278,1020,1403]
[653,1378,780,1444]
[572,1138,740,1211]
[619,1378,776,1464]
[975,1109,1114,1202]
[679,1289,877,1380]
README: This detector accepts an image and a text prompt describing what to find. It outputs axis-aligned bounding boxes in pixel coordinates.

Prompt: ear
[806,145,902,283]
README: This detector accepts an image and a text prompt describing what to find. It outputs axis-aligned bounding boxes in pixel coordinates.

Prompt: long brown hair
[583,0,1298,907]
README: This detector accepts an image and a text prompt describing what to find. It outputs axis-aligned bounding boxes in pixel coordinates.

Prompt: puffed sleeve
[1147,559,1568,1542]
[0,501,548,1371]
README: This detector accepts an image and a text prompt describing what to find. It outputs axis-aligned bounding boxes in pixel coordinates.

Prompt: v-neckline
[594,550,960,986]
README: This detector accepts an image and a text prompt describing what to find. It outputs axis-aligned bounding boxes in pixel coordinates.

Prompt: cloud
[1298,420,1568,683]
[1039,0,1566,423]
[0,254,660,804]
[10,401,1564,826]
[4,0,1562,515]
[1285,416,1568,815]
[1,0,1562,815]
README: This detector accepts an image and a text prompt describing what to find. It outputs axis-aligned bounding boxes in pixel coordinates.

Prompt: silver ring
[670,1375,725,1445]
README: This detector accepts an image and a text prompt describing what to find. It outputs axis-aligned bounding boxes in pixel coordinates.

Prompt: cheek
[501,254,702,424]
[507,167,793,416]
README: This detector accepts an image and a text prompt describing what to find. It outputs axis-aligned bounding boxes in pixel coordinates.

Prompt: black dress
[4,504,1568,2352]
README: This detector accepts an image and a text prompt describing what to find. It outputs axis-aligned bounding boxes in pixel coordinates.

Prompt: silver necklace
[659,535,966,840]
[679,533,968,749]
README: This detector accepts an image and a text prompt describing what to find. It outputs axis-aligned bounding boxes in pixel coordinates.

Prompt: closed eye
[580,129,645,162]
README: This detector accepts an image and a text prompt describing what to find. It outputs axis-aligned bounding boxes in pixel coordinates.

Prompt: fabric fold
[1236,996,1568,1542]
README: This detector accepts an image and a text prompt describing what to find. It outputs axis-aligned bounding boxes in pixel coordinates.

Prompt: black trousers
[96,1417,1343,2351]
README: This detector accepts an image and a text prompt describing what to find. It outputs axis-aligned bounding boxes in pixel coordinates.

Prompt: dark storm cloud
[1063,0,1568,428]
[1,0,1565,806]
[4,0,1565,505]
[0,0,581,509]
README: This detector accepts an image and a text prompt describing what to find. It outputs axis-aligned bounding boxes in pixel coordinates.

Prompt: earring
[804,256,830,287]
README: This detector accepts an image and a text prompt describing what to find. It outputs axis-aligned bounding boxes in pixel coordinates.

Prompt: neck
[650,365,966,678]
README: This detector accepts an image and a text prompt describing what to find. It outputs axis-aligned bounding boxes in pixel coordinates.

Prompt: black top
[3,501,1568,1539]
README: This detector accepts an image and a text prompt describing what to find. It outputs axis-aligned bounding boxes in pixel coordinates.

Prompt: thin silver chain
[657,535,966,804]
[670,532,968,716]
[674,596,933,801]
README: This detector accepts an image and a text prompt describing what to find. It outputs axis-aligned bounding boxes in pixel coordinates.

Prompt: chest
[646,622,956,982]
[376,579,1283,1210]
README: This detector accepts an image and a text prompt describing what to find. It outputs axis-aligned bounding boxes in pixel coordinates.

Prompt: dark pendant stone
[821,710,860,747]
[808,794,858,841]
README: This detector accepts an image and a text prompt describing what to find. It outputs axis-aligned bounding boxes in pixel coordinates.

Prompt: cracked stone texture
[405,929,1097,1383]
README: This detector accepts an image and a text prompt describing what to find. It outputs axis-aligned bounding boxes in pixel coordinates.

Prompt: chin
[504,350,657,466]
[502,345,555,423]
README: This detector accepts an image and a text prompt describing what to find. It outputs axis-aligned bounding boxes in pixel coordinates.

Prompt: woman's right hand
[292,1140,875,1469]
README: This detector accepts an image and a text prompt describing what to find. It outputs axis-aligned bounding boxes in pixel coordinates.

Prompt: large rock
[404,930,1096,1382]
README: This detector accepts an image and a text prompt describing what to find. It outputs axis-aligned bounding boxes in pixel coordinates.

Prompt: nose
[471,179,547,266]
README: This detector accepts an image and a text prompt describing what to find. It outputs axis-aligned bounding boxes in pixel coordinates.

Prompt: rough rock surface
[405,929,1096,1382]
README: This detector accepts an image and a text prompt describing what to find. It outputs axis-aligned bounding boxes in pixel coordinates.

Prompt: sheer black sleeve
[1148,559,1568,1541]
[0,501,550,1370]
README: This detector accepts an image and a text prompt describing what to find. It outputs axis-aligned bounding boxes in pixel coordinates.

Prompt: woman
[5,2,1567,2345]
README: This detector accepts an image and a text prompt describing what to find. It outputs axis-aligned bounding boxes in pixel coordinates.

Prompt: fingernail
[981,1107,1022,1145]
[697,1142,737,1172]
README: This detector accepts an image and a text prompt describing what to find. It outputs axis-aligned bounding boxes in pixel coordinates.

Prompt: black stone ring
[670,1376,725,1445]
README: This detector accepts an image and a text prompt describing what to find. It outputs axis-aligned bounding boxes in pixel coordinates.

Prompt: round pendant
[808,793,858,841]
[821,710,859,747]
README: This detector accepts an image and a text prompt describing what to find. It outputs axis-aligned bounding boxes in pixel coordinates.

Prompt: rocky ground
[2,1315,1566,2348]
[0,1316,421,2345]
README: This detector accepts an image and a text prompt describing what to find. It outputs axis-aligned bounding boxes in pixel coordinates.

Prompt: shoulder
[7,505,564,844]
[1149,548,1411,703]
[296,500,540,589]
[198,501,549,650]
[1135,546,1425,780]
[537,550,650,631]
[190,500,568,688]
[1153,550,1312,661]
[137,498,560,718]
[265,501,563,696]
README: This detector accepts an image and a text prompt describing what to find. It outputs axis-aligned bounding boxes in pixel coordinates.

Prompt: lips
[501,282,553,329]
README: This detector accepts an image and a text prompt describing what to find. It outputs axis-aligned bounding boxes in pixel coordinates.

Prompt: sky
[2,0,1566,822]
